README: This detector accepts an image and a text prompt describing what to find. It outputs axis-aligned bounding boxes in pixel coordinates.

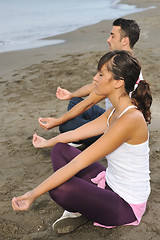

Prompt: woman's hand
[12,191,35,211]
[56,87,72,100]
[32,133,48,148]
[38,117,59,130]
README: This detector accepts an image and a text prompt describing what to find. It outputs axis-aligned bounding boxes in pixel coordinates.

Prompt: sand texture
[0,0,160,239]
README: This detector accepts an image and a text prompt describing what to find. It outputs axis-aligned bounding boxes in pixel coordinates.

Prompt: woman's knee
[51,142,66,158]
[49,181,73,204]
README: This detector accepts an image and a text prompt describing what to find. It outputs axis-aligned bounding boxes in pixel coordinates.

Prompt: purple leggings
[49,143,136,226]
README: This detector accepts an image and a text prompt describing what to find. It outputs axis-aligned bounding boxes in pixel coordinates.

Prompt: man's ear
[122,36,129,47]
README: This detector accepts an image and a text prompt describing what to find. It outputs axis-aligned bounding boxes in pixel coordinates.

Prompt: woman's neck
[109,93,133,116]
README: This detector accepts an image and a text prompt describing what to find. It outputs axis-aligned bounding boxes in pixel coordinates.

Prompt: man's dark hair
[113,18,140,49]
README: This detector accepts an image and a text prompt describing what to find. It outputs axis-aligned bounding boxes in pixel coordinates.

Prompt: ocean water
[0,0,151,53]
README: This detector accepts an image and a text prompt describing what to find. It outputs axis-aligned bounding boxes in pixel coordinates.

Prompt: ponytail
[131,80,152,124]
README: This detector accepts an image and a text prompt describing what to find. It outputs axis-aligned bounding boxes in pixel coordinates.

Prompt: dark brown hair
[98,50,152,124]
[131,80,152,124]
[113,18,140,49]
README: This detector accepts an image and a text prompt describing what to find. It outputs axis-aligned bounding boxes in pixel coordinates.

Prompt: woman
[12,50,152,234]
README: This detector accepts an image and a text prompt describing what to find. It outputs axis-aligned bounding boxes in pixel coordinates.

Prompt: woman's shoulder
[124,107,145,123]
[121,108,148,144]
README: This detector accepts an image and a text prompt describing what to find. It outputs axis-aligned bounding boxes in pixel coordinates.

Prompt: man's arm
[56,82,95,100]
[39,91,106,130]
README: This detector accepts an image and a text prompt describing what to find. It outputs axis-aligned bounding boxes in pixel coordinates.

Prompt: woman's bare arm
[12,109,145,211]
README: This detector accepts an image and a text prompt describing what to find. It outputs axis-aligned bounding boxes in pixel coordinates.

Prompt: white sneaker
[52,210,88,234]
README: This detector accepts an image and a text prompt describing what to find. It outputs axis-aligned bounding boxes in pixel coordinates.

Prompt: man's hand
[56,87,72,100]
[38,117,59,130]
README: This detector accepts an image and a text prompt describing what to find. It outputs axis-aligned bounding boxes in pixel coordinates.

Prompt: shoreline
[0,0,152,57]
[0,0,158,77]
[1,1,160,239]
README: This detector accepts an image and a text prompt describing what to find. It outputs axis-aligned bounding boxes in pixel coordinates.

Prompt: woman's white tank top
[105,106,151,204]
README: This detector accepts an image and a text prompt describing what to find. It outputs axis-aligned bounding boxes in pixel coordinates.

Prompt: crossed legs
[49,143,136,227]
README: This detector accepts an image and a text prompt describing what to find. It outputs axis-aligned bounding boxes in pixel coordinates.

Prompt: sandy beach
[0,0,160,239]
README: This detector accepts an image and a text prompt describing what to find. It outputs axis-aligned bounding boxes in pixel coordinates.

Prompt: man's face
[107,26,124,51]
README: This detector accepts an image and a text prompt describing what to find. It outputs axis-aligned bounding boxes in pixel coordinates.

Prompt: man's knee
[59,117,78,133]
[68,97,84,110]
[59,122,70,133]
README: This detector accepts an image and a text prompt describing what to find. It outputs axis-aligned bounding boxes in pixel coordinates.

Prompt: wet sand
[0,0,160,239]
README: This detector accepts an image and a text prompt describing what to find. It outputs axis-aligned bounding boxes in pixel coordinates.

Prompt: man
[39,18,142,146]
